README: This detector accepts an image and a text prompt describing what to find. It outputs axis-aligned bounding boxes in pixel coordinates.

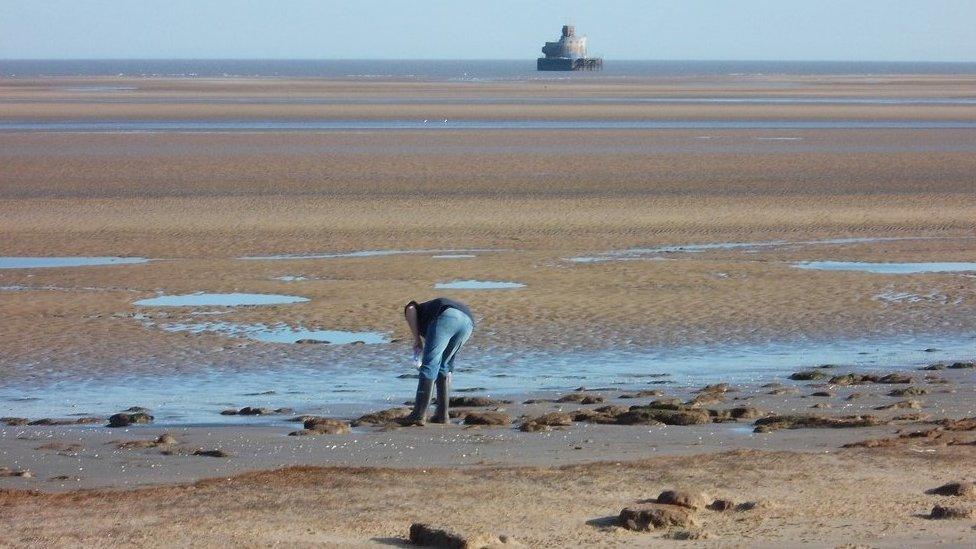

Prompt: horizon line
[2,57,975,64]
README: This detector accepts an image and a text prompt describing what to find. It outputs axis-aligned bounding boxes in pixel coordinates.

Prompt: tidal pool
[159,321,389,345]
[434,280,524,290]
[241,249,491,261]
[0,256,149,269]
[794,262,976,274]
[134,292,309,307]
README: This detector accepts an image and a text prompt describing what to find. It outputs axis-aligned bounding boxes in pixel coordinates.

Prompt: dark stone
[107,412,154,428]
[518,412,573,432]
[295,338,328,344]
[928,505,974,519]
[920,363,946,370]
[0,417,29,426]
[948,362,975,369]
[193,449,231,458]
[810,391,833,397]
[926,481,976,497]
[408,523,510,548]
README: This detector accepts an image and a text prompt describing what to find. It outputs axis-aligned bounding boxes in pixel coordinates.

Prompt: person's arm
[404,303,423,356]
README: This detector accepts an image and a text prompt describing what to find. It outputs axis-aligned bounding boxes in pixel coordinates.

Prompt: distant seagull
[423,119,428,124]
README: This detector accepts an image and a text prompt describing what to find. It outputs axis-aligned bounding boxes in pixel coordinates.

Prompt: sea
[4,59,976,79]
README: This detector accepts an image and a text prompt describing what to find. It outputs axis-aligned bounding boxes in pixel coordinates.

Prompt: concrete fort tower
[537,24,603,71]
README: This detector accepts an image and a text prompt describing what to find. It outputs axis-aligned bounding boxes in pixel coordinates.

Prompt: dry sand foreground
[1,75,975,546]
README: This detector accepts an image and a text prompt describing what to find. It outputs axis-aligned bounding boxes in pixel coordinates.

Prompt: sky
[1,0,975,62]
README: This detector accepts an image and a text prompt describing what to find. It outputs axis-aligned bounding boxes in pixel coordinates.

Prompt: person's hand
[412,341,423,358]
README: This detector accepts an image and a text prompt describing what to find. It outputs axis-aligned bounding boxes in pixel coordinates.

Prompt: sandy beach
[1,73,975,546]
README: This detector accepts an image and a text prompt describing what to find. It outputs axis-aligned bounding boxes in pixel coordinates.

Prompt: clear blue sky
[2,0,974,61]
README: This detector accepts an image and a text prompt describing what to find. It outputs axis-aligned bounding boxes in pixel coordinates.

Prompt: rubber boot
[400,377,434,426]
[430,373,451,424]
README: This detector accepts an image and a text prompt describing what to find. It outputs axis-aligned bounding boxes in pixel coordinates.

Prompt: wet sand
[1,75,975,546]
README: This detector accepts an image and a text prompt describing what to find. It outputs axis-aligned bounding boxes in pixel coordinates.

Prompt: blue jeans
[419,308,473,380]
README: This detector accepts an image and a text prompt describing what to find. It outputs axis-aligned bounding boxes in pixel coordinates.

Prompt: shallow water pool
[134,292,309,307]
[0,256,149,269]
[794,261,976,274]
[159,321,389,345]
[434,280,525,290]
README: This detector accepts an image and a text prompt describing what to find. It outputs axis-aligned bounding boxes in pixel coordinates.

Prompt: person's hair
[404,300,418,314]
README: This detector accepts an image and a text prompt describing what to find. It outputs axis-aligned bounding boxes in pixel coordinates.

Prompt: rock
[289,415,317,423]
[928,505,974,519]
[74,417,105,424]
[926,481,976,497]
[1,417,29,426]
[790,370,828,381]
[288,429,315,436]
[948,361,975,369]
[687,393,724,407]
[156,433,177,445]
[768,387,800,396]
[462,411,511,426]
[219,409,239,416]
[810,391,833,397]
[695,383,733,394]
[617,407,710,426]
[617,504,699,531]
[874,399,921,411]
[107,411,154,428]
[810,402,830,409]
[708,499,736,512]
[303,417,351,434]
[570,409,621,424]
[450,396,507,407]
[846,392,864,400]
[618,390,664,399]
[666,529,713,540]
[920,363,946,370]
[935,417,976,431]
[408,523,517,548]
[518,412,573,433]
[237,407,272,415]
[888,386,928,397]
[727,406,762,420]
[657,489,710,510]
[753,414,883,433]
[878,373,913,384]
[193,449,231,458]
[556,392,604,405]
[828,373,912,386]
[351,407,410,426]
[295,338,328,344]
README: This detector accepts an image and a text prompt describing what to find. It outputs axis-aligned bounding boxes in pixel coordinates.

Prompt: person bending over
[400,297,475,426]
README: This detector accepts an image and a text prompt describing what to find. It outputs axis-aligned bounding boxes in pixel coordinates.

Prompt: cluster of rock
[925,480,975,520]
[617,488,754,536]
[116,433,177,450]
[2,416,103,426]
[289,417,351,436]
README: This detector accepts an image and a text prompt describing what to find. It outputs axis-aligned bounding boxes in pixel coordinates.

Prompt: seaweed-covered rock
[948,361,975,369]
[450,396,508,407]
[887,386,928,397]
[874,399,921,411]
[617,504,699,531]
[351,407,410,426]
[753,414,883,433]
[107,411,154,428]
[302,417,351,434]
[556,392,604,405]
[617,407,710,426]
[462,411,511,426]
[657,489,710,511]
[518,412,573,432]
